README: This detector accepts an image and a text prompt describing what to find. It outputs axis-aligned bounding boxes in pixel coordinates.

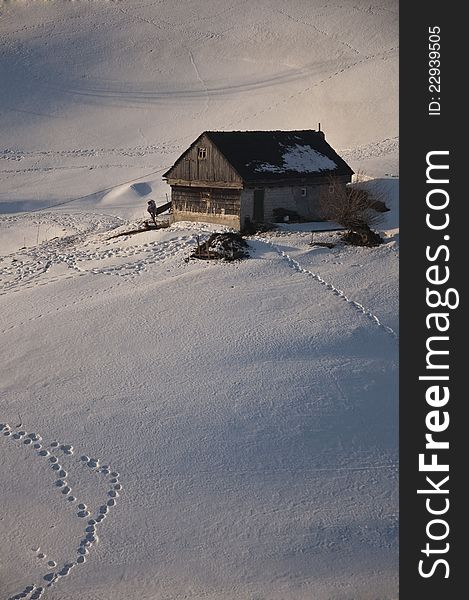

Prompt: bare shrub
[319,174,388,246]
[320,177,383,230]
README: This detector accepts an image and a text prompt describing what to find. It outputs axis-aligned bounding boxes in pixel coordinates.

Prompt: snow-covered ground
[0,2,398,599]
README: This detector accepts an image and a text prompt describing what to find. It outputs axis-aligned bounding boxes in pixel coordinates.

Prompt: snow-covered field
[0,2,398,599]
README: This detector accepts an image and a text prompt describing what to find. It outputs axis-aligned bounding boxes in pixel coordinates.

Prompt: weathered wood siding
[165,134,242,186]
[171,185,241,229]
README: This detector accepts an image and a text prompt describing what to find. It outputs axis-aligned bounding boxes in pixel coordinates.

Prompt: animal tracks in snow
[0,142,176,163]
[0,217,203,337]
[0,213,198,298]
[0,235,196,298]
[254,237,398,340]
[0,422,122,600]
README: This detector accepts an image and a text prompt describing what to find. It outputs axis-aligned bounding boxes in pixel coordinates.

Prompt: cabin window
[328,184,335,194]
[198,147,207,160]
[301,187,307,197]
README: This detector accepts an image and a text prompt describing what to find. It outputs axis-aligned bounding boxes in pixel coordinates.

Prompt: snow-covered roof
[178,130,354,182]
[250,144,338,174]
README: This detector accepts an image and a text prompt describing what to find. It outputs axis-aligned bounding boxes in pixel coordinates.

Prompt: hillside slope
[0,2,398,599]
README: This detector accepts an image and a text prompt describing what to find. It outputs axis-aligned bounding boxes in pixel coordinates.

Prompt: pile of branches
[341,224,383,247]
[191,232,249,261]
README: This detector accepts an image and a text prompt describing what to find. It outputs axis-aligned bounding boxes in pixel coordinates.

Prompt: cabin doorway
[253,189,264,222]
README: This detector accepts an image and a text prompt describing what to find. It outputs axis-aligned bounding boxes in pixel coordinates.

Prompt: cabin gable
[164,133,242,188]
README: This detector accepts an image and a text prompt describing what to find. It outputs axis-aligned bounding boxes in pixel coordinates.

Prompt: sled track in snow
[255,238,398,341]
[227,45,398,130]
[0,423,121,600]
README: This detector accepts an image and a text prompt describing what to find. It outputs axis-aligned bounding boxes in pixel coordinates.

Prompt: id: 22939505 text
[428,26,441,116]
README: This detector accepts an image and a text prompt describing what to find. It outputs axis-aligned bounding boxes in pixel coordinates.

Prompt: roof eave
[242,170,354,184]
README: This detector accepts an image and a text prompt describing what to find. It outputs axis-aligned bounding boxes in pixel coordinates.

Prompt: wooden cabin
[163,130,354,231]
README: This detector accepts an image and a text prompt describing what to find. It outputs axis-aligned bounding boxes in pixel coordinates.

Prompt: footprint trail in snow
[253,237,398,340]
[0,422,122,600]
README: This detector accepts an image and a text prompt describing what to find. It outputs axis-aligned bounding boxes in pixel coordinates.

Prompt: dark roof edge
[202,129,322,133]
[241,173,353,185]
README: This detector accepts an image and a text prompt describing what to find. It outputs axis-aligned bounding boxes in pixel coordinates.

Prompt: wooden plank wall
[172,186,241,216]
[166,134,242,184]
